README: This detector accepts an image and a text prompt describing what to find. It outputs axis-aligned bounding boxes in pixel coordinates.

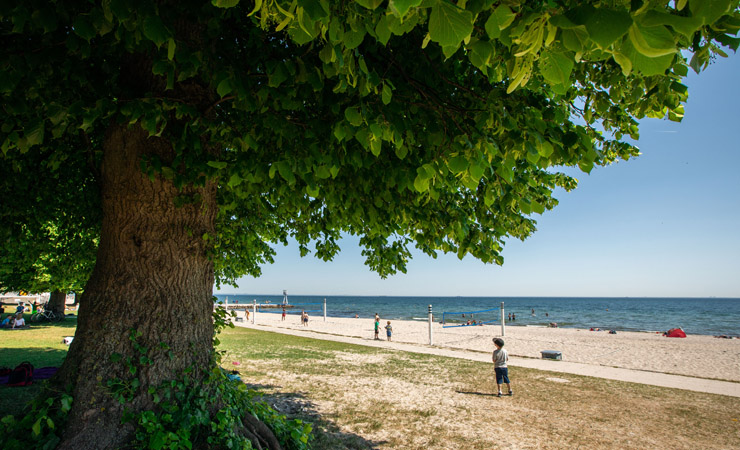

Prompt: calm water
[214,295,740,336]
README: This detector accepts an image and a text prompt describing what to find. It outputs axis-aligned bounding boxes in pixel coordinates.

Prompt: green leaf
[167,38,176,60]
[539,49,574,87]
[390,0,423,18]
[584,8,632,49]
[109,0,132,20]
[355,0,383,9]
[217,79,232,97]
[299,0,329,20]
[628,23,676,58]
[212,0,241,7]
[448,155,468,174]
[381,84,392,105]
[143,16,169,47]
[60,395,72,413]
[25,120,44,147]
[344,106,363,126]
[395,145,408,159]
[370,138,381,156]
[690,0,734,25]
[375,16,392,45]
[228,174,243,187]
[344,28,366,49]
[468,162,484,181]
[413,173,429,192]
[485,5,515,39]
[32,418,42,436]
[640,11,702,38]
[72,16,96,41]
[276,161,296,184]
[428,1,474,49]
[207,161,228,170]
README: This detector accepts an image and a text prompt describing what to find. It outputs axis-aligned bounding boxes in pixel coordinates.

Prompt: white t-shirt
[13,317,25,328]
[493,347,508,368]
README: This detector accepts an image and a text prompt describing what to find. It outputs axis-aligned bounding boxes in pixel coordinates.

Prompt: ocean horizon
[214,294,740,337]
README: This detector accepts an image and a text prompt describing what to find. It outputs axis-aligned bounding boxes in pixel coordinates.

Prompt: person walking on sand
[385,321,393,341]
[282,306,286,321]
[374,317,380,340]
[492,338,512,397]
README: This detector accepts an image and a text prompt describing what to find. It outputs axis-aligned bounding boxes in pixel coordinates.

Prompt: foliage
[3,1,737,287]
[0,390,74,450]
[0,140,99,294]
[106,313,313,450]
[1,2,739,445]
[0,310,312,450]
[123,368,312,450]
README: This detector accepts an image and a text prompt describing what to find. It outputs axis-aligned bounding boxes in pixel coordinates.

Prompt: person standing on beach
[281,306,286,321]
[374,317,380,340]
[385,321,393,341]
[492,338,512,397]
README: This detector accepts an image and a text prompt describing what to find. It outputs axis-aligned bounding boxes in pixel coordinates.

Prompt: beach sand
[233,310,740,384]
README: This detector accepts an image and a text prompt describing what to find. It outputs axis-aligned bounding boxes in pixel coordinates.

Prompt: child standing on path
[492,338,512,397]
[374,317,380,340]
[385,321,392,341]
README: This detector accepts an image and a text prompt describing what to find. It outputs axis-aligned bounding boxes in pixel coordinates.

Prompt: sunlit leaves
[584,8,632,49]
[2,0,739,285]
[428,1,474,50]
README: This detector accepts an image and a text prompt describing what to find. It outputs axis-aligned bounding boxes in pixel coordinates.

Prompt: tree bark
[52,123,218,449]
[48,289,66,319]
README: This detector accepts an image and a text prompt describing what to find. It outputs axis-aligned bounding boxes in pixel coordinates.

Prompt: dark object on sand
[664,328,687,338]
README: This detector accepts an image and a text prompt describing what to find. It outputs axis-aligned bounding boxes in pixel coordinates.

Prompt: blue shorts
[494,367,510,384]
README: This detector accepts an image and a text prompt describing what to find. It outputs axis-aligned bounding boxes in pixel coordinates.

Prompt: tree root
[241,412,282,450]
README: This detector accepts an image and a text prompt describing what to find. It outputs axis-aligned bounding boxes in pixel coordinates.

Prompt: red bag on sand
[665,328,687,338]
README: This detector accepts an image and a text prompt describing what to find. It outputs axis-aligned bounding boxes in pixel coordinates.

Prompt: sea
[213,295,740,337]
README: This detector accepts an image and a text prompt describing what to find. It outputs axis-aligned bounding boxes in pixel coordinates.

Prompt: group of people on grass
[1,304,28,329]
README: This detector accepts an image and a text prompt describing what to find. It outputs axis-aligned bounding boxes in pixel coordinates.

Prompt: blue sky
[218,53,740,298]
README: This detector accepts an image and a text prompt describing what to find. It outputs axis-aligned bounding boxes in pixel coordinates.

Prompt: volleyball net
[441,306,500,328]
[281,302,323,315]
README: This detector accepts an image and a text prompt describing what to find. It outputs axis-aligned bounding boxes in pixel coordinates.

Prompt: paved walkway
[240,322,740,398]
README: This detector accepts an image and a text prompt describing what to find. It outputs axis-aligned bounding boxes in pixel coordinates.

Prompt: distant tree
[0,142,99,317]
[1,0,738,448]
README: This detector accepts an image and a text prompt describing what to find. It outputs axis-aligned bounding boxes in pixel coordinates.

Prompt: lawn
[2,318,739,449]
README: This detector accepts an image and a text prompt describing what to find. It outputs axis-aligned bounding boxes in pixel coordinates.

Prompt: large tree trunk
[47,289,66,319]
[53,123,218,449]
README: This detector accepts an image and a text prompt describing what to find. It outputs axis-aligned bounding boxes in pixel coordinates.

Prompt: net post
[428,304,434,346]
[252,299,256,325]
[323,298,327,322]
[501,301,505,336]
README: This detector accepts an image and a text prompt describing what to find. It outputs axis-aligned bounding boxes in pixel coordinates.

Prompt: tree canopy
[3,0,737,286]
[1,0,739,448]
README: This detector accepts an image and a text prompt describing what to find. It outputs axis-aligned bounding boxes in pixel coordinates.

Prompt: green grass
[4,318,740,449]
[0,307,76,417]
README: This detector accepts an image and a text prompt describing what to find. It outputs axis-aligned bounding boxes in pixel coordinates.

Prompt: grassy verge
[3,318,739,449]
[220,326,740,450]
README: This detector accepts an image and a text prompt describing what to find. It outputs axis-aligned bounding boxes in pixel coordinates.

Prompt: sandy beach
[232,310,740,384]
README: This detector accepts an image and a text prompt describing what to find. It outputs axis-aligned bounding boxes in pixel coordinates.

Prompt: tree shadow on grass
[248,387,386,450]
[0,347,69,418]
